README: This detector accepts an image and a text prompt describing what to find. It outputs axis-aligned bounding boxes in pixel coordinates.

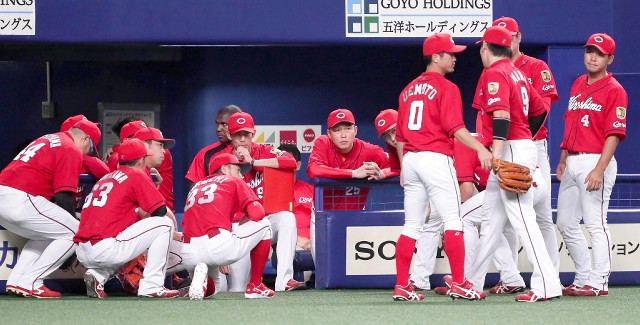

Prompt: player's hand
[556,162,566,181]
[351,164,369,178]
[364,162,385,180]
[234,146,252,162]
[219,265,231,275]
[478,148,493,171]
[399,169,404,187]
[173,231,184,242]
[150,168,163,188]
[584,168,604,192]
[297,236,311,250]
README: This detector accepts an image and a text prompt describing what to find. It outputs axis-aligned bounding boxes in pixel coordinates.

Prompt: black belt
[568,151,590,156]
[183,228,221,244]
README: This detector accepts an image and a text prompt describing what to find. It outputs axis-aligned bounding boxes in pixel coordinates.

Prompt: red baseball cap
[118,138,154,162]
[476,26,512,47]
[423,33,466,56]
[585,33,615,55]
[227,112,256,135]
[72,119,101,151]
[375,109,398,137]
[208,153,252,176]
[133,127,176,149]
[61,114,87,132]
[120,120,148,142]
[492,17,519,35]
[327,108,355,128]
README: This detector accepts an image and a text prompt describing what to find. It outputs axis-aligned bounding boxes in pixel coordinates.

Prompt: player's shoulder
[296,179,313,189]
[357,138,385,153]
[608,75,627,91]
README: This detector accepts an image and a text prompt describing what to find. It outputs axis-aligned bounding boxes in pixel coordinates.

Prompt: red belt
[183,228,221,244]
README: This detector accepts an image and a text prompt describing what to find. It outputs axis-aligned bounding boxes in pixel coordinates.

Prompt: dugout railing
[311,174,640,289]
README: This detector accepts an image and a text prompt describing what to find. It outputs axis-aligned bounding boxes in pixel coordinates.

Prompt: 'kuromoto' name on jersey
[568,94,602,112]
[401,83,437,102]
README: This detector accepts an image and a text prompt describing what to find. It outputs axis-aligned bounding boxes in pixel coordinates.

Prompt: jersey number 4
[82,182,114,209]
[14,143,45,163]
[185,183,218,211]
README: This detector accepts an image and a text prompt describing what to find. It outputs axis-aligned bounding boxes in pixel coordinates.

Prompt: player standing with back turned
[556,33,627,297]
[393,33,492,302]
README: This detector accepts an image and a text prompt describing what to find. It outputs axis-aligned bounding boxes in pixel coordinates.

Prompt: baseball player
[106,119,147,171]
[0,119,101,298]
[182,153,274,300]
[465,26,561,302]
[374,109,439,291]
[556,33,627,297]
[393,33,492,301]
[185,105,242,189]
[74,138,180,298]
[492,17,561,282]
[307,108,391,210]
[218,111,305,292]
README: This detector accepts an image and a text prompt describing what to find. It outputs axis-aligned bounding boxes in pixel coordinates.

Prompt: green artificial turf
[0,287,638,325]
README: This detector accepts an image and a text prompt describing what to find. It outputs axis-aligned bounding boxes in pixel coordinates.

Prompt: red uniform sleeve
[236,177,262,217]
[484,69,511,114]
[83,156,110,179]
[107,152,119,172]
[308,164,353,179]
[604,86,628,141]
[131,172,166,214]
[528,86,547,118]
[531,60,559,103]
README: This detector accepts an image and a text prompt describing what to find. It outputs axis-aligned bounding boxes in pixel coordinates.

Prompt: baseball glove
[492,159,533,194]
[115,254,146,295]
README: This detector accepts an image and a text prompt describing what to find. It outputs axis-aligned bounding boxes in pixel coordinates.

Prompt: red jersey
[396,72,466,156]
[560,73,627,153]
[107,148,119,172]
[307,135,389,210]
[157,149,175,213]
[293,179,314,239]
[472,59,546,147]
[453,138,489,192]
[74,166,166,243]
[181,173,260,239]
[220,142,296,203]
[386,144,401,172]
[0,132,82,200]
[514,53,559,140]
[82,156,109,179]
[185,141,230,183]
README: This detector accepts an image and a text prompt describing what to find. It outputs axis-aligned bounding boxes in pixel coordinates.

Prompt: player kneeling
[181,154,274,300]
[74,139,180,298]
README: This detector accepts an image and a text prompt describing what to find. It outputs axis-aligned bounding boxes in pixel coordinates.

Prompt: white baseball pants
[0,185,78,291]
[556,154,616,290]
[534,139,560,273]
[76,216,175,295]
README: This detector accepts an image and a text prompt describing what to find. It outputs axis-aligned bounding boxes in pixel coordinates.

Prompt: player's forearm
[307,163,353,179]
[453,128,485,153]
[491,139,505,160]
[594,135,620,172]
[253,156,297,170]
[459,181,474,203]
[395,141,405,166]
[558,149,568,165]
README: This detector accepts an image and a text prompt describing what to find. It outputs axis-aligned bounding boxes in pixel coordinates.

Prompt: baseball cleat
[84,272,107,298]
[284,279,307,291]
[245,283,275,299]
[515,291,560,302]
[392,284,425,301]
[6,285,31,297]
[138,287,180,298]
[573,285,609,297]
[489,281,526,294]
[189,263,208,301]
[448,279,486,301]
[30,285,62,298]
[561,284,580,296]
[443,275,453,288]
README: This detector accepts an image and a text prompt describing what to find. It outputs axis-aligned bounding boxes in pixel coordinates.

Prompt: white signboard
[253,125,322,153]
[0,0,35,35]
[345,224,640,275]
[345,0,493,38]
